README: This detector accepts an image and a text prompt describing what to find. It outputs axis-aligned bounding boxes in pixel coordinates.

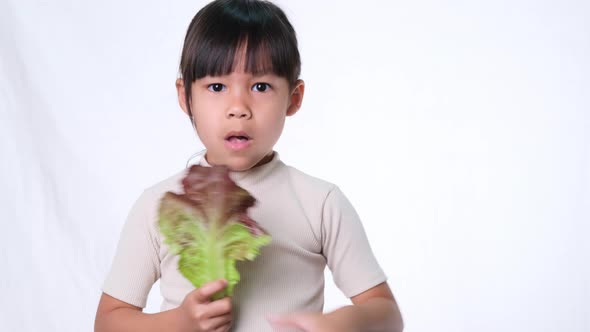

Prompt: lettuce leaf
[158,165,271,299]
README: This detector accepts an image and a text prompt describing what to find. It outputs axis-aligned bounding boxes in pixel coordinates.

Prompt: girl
[95,1,403,331]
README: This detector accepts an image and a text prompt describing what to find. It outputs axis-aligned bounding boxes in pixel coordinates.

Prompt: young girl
[95,1,403,331]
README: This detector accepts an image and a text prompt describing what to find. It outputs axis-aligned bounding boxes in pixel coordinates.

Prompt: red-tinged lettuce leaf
[158,165,271,299]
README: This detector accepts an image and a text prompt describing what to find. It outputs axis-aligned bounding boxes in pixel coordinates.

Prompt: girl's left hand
[267,312,353,332]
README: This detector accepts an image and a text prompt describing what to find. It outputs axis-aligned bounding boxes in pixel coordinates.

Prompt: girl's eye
[252,83,271,92]
[207,83,225,92]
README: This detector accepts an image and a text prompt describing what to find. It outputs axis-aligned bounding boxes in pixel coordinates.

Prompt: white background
[1,0,589,331]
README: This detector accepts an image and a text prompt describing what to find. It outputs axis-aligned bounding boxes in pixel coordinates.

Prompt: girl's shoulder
[132,169,189,211]
[144,168,189,196]
[282,163,337,198]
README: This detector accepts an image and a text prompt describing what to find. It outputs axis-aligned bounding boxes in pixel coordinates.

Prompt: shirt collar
[196,151,281,187]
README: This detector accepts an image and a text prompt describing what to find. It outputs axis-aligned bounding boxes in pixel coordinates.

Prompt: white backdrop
[1,0,589,331]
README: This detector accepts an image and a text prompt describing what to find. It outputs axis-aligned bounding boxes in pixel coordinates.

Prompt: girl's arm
[94,293,181,332]
[331,282,403,332]
[95,279,233,332]
[268,282,403,332]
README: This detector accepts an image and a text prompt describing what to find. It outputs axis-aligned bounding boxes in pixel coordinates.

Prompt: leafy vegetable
[158,165,271,299]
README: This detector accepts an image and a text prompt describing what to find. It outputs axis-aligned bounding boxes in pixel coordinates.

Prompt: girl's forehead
[231,50,249,72]
[201,69,282,80]
[230,59,274,76]
[231,44,273,73]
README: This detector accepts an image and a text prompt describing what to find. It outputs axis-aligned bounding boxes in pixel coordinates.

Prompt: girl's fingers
[209,315,232,331]
[206,297,232,317]
[194,280,228,303]
[195,313,231,331]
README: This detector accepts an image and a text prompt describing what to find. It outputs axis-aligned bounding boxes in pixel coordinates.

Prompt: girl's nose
[226,96,252,119]
[226,107,252,119]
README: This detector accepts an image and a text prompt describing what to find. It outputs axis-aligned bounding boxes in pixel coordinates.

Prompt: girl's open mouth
[225,132,252,151]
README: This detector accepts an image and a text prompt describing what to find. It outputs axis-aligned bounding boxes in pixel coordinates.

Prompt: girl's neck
[203,151,276,172]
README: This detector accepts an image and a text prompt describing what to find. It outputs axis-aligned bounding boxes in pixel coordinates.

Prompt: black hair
[179,0,301,118]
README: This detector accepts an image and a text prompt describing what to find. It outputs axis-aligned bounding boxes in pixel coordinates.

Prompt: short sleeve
[321,186,387,298]
[102,189,162,308]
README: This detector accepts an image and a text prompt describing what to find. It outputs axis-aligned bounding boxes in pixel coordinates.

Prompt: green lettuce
[158,165,271,299]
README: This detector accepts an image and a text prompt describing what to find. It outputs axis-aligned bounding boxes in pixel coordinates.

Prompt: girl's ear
[176,78,190,116]
[286,80,305,117]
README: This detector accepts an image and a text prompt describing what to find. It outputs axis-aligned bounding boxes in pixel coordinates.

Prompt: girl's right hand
[175,279,233,332]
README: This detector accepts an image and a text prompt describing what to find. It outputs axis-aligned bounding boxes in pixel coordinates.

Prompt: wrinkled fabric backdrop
[1,0,589,331]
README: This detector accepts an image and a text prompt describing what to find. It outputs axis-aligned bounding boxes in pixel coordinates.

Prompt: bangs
[191,33,278,79]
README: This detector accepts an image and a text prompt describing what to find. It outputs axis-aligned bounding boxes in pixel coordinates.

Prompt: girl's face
[177,60,304,171]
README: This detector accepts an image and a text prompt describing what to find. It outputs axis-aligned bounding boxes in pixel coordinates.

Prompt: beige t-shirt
[102,152,386,331]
